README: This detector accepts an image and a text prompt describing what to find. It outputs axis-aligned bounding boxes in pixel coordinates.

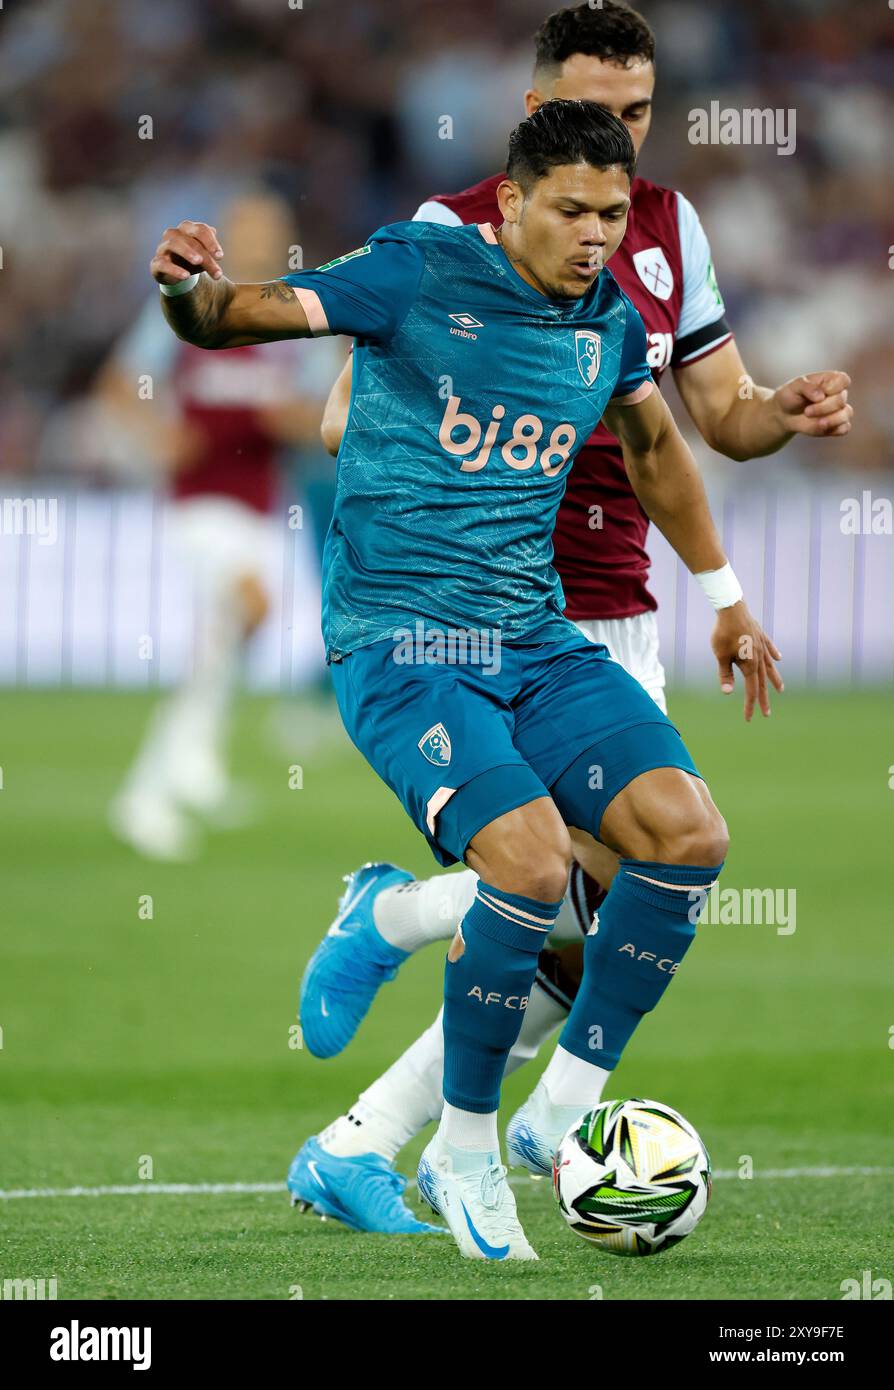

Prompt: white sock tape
[159,273,200,298]
[695,562,743,611]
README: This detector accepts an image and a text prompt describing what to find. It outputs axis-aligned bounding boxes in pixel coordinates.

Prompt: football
[552,1098,712,1255]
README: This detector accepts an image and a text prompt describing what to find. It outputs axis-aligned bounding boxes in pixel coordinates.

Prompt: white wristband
[695,562,743,611]
[159,273,200,297]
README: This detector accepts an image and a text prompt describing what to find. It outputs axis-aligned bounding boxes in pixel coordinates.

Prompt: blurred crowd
[0,0,891,482]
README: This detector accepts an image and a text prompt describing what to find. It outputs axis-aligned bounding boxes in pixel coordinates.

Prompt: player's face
[525,55,654,156]
[497,163,631,301]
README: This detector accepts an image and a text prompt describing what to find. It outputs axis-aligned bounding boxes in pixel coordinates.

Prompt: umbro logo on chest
[445,312,603,390]
[448,313,483,341]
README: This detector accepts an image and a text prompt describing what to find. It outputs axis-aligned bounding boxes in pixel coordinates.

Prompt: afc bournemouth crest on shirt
[632,246,674,301]
[575,330,601,387]
[418,722,452,767]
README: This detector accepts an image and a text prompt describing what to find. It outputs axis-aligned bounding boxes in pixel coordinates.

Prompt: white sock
[317,978,568,1163]
[372,865,594,955]
[541,1043,611,1112]
[518,1046,612,1148]
[439,1101,499,1152]
[121,594,240,805]
[165,599,239,795]
[317,1105,407,1162]
[549,863,599,942]
[373,869,477,953]
[503,977,569,1076]
[318,1012,445,1162]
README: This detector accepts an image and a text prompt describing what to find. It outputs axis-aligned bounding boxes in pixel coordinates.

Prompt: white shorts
[168,495,273,606]
[573,610,668,714]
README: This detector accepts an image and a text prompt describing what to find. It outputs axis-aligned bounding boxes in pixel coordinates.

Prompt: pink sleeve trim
[614,379,654,406]
[425,786,457,836]
[290,286,331,337]
[477,223,498,244]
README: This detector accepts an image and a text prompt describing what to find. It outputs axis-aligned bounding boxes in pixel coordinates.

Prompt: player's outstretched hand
[712,601,783,722]
[774,370,853,439]
[150,221,224,286]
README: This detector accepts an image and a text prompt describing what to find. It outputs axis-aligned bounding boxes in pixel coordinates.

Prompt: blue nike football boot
[299,862,414,1058]
[287,1136,445,1234]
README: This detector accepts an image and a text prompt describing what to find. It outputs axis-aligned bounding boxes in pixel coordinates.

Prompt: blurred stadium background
[1,0,892,688]
[1,0,892,1301]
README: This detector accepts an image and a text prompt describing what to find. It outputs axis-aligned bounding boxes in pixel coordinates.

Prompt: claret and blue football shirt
[281,220,653,660]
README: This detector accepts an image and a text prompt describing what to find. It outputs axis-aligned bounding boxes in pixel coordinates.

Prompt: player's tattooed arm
[150,220,312,348]
[604,387,783,719]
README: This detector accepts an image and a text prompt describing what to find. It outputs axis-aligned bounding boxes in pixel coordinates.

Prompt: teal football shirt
[281,220,652,660]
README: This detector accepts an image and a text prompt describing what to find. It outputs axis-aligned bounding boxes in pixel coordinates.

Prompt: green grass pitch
[1,686,892,1300]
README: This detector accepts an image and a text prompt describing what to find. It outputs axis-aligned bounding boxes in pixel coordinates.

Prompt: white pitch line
[1,1167,893,1201]
[714,1166,894,1180]
[0,1182,283,1200]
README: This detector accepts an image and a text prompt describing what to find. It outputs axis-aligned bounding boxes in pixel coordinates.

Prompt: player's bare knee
[471,799,572,901]
[668,803,729,866]
[609,770,728,866]
[482,829,571,902]
[527,854,572,904]
[505,840,571,902]
[705,806,729,864]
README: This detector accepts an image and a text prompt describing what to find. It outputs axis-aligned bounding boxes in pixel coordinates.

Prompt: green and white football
[552,1098,712,1256]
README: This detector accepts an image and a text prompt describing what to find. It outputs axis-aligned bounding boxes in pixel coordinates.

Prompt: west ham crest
[575,330,601,387]
[632,246,674,301]
[418,722,452,767]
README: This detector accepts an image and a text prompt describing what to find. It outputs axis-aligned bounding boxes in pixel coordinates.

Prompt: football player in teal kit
[151,101,778,1260]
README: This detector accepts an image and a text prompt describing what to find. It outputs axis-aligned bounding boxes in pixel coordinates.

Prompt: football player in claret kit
[106,192,340,862]
[151,98,785,1260]
[287,0,854,1240]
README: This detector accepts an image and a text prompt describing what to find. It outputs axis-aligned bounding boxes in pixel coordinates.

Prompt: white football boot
[506,1079,586,1177]
[417,1132,538,1261]
[108,791,199,862]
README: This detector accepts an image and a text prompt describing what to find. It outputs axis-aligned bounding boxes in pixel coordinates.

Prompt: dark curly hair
[534,2,656,76]
[506,99,636,190]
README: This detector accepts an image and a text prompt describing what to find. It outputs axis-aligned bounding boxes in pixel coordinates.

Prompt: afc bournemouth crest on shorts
[575,330,601,387]
[632,246,674,301]
[418,722,451,767]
